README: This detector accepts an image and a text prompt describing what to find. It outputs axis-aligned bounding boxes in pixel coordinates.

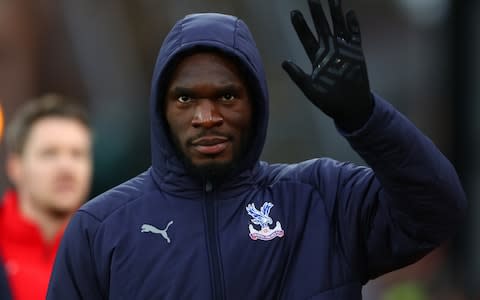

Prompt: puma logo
[140,221,174,243]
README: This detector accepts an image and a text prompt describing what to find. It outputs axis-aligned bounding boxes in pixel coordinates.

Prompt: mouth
[55,180,76,189]
[53,176,77,191]
[191,135,229,155]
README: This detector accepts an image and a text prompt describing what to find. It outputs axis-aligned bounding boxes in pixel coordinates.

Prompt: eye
[177,95,192,103]
[221,93,235,102]
[39,148,58,159]
[71,148,91,160]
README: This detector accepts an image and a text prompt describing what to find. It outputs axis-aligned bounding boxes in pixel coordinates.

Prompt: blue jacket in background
[47,13,466,300]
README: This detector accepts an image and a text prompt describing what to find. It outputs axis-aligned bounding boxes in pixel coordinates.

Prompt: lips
[54,178,77,192]
[191,135,229,155]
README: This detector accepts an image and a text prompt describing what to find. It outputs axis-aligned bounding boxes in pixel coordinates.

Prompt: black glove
[282,0,373,132]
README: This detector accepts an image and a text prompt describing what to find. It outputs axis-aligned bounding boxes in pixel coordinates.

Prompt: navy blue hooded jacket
[47,13,466,300]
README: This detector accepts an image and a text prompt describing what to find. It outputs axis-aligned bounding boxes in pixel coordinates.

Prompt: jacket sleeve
[330,94,467,282]
[47,211,105,299]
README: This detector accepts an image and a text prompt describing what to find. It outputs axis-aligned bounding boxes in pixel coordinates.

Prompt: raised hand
[282,0,373,131]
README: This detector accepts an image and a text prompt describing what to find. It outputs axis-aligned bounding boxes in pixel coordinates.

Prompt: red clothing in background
[0,190,63,300]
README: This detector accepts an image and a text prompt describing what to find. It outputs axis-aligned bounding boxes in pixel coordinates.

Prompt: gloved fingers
[308,0,332,45]
[290,10,319,64]
[282,60,311,92]
[345,10,361,45]
[328,0,348,40]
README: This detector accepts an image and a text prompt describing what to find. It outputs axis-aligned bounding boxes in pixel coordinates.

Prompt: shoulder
[260,158,361,186]
[79,169,157,223]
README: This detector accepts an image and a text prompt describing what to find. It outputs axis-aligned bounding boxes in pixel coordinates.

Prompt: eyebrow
[169,87,193,97]
[169,84,242,97]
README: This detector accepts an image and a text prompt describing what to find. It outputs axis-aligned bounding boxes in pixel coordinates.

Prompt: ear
[6,153,22,186]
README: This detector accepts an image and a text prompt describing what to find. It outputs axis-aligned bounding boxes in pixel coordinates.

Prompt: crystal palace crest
[246,202,284,241]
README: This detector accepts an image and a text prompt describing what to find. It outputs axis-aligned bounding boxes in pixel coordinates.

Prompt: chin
[46,206,76,219]
[49,199,83,214]
[188,159,236,181]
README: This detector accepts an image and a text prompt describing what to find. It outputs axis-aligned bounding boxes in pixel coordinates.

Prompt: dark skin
[165,52,253,180]
[165,0,371,179]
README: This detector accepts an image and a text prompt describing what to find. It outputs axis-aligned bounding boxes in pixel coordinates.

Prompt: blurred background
[0,0,478,299]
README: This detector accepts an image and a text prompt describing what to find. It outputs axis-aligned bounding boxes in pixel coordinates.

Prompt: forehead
[168,52,247,87]
[25,117,91,147]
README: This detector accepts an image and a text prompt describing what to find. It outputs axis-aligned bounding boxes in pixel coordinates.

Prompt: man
[0,94,92,300]
[47,0,466,299]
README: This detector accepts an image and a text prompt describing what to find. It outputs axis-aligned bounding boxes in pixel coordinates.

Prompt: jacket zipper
[204,180,225,300]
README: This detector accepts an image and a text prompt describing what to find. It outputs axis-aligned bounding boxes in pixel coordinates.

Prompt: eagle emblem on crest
[246,202,284,241]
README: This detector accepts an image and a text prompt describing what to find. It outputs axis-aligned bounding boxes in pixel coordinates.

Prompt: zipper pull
[205,180,213,192]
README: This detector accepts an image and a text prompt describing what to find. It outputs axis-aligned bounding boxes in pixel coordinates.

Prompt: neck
[17,192,68,243]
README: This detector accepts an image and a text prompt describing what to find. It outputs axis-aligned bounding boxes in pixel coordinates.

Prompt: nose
[57,152,77,169]
[191,99,223,128]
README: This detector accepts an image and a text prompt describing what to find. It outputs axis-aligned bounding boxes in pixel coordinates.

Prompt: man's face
[165,52,253,178]
[9,117,92,217]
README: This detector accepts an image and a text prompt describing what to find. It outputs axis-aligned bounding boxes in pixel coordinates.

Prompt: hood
[149,13,269,191]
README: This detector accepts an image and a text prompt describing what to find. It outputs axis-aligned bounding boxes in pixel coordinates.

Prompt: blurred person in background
[47,0,466,299]
[0,94,92,300]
